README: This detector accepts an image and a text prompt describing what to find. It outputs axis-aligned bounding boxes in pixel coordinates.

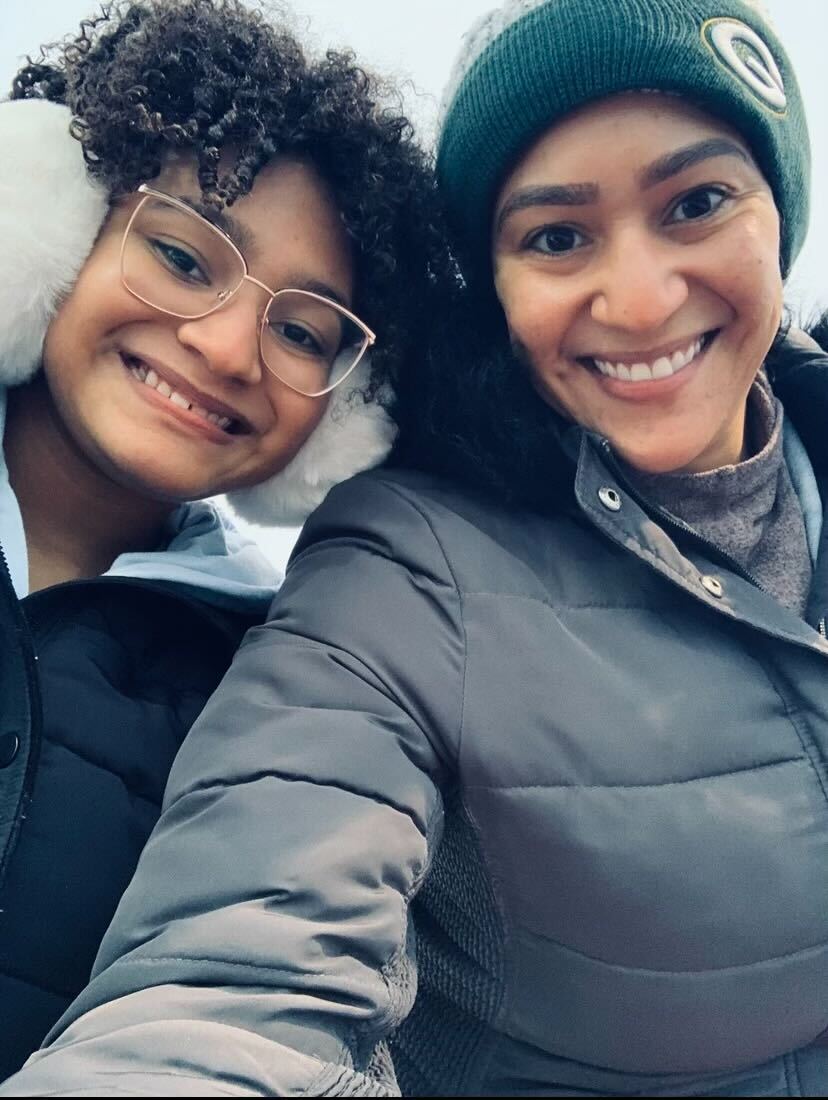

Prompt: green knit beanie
[437,0,810,280]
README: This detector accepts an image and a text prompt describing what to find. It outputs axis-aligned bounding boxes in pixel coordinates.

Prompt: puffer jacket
[8,338,828,1098]
[0,506,276,1080]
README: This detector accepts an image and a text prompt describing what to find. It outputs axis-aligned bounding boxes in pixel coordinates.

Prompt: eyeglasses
[120,185,376,398]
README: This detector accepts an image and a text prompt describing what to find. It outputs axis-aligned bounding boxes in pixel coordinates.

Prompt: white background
[3,1,826,568]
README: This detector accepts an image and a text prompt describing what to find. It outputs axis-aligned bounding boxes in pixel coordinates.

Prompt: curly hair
[11,0,456,400]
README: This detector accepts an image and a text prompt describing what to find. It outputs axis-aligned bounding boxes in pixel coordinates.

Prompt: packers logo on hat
[702,18,787,114]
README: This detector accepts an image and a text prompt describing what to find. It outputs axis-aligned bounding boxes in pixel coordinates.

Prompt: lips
[121,353,250,435]
[581,331,718,384]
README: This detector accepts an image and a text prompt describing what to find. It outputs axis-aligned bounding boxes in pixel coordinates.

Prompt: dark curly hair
[11,0,457,401]
[393,292,579,512]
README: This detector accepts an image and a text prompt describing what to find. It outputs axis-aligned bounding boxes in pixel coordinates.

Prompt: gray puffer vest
[6,341,828,1098]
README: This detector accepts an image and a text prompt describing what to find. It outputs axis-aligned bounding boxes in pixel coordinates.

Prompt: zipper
[597,438,768,593]
[820,619,827,639]
[0,538,42,885]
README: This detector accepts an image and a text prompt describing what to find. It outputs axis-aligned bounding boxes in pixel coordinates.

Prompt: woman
[0,0,446,1079]
[5,0,828,1096]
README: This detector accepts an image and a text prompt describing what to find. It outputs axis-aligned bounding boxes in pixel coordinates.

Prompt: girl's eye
[152,240,209,284]
[272,320,325,357]
[526,225,587,256]
[668,187,730,224]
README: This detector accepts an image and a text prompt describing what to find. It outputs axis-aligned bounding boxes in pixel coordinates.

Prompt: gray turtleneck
[627,378,812,615]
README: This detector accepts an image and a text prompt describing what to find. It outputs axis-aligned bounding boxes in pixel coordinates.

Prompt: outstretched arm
[2,473,465,1096]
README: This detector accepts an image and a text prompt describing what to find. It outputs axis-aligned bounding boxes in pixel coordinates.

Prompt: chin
[610,434,713,477]
[103,456,216,504]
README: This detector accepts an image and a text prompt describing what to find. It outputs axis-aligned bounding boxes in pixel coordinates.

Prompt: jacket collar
[767,331,828,476]
[573,430,828,659]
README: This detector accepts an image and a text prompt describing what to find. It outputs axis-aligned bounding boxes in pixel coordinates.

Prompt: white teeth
[671,348,688,371]
[592,336,707,384]
[126,358,234,432]
[651,356,673,380]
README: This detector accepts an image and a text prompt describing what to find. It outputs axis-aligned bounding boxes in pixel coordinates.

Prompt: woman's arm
[2,472,465,1097]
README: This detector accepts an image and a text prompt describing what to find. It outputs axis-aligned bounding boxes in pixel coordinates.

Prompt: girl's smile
[123,352,251,439]
[41,155,354,503]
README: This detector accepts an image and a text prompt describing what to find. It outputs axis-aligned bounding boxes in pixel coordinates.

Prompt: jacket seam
[19,1070,247,1097]
[45,740,162,809]
[173,770,429,837]
[784,1051,803,1097]
[0,962,73,1000]
[371,476,469,763]
[243,632,453,776]
[517,922,828,976]
[754,657,828,804]
[462,592,689,612]
[466,754,805,792]
[348,793,444,1071]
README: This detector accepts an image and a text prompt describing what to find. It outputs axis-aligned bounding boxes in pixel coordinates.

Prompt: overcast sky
[3,1,826,567]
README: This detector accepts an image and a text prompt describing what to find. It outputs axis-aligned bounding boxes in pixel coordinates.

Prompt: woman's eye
[526,225,587,255]
[668,187,729,224]
[152,240,209,284]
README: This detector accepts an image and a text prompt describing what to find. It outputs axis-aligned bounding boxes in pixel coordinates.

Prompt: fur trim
[227,356,397,525]
[0,99,108,384]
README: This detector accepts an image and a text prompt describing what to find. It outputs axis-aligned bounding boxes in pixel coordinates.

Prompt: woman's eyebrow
[495,183,599,233]
[640,138,750,188]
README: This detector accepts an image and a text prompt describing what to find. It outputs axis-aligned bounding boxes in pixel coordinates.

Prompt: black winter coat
[0,560,257,1080]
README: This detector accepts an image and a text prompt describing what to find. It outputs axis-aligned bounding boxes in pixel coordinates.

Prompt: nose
[175,281,264,386]
[590,228,689,332]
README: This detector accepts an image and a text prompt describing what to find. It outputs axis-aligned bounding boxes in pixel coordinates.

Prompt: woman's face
[492,93,782,474]
[42,155,354,502]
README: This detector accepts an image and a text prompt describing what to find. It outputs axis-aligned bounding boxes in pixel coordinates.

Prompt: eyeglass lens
[122,194,367,395]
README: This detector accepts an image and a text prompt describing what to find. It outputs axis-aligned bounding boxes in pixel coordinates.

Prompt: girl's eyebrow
[178,196,257,254]
[640,138,751,188]
[495,138,751,235]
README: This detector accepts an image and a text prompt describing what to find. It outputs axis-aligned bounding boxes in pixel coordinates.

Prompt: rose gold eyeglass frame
[119,184,377,398]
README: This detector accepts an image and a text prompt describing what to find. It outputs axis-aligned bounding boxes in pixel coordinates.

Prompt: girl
[0,0,446,1078]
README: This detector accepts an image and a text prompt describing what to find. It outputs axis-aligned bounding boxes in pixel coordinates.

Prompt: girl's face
[42,155,354,502]
[492,93,782,474]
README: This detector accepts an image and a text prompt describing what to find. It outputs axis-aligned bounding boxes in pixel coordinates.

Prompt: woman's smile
[574,330,718,401]
[493,93,783,475]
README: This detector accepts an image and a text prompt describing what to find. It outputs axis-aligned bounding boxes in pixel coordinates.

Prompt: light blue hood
[0,389,281,615]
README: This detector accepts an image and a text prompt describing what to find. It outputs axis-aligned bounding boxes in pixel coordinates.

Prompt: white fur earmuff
[0,99,108,384]
[227,357,396,525]
[0,97,397,524]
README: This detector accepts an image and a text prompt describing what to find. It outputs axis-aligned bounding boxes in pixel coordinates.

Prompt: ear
[226,356,397,526]
[0,99,108,384]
